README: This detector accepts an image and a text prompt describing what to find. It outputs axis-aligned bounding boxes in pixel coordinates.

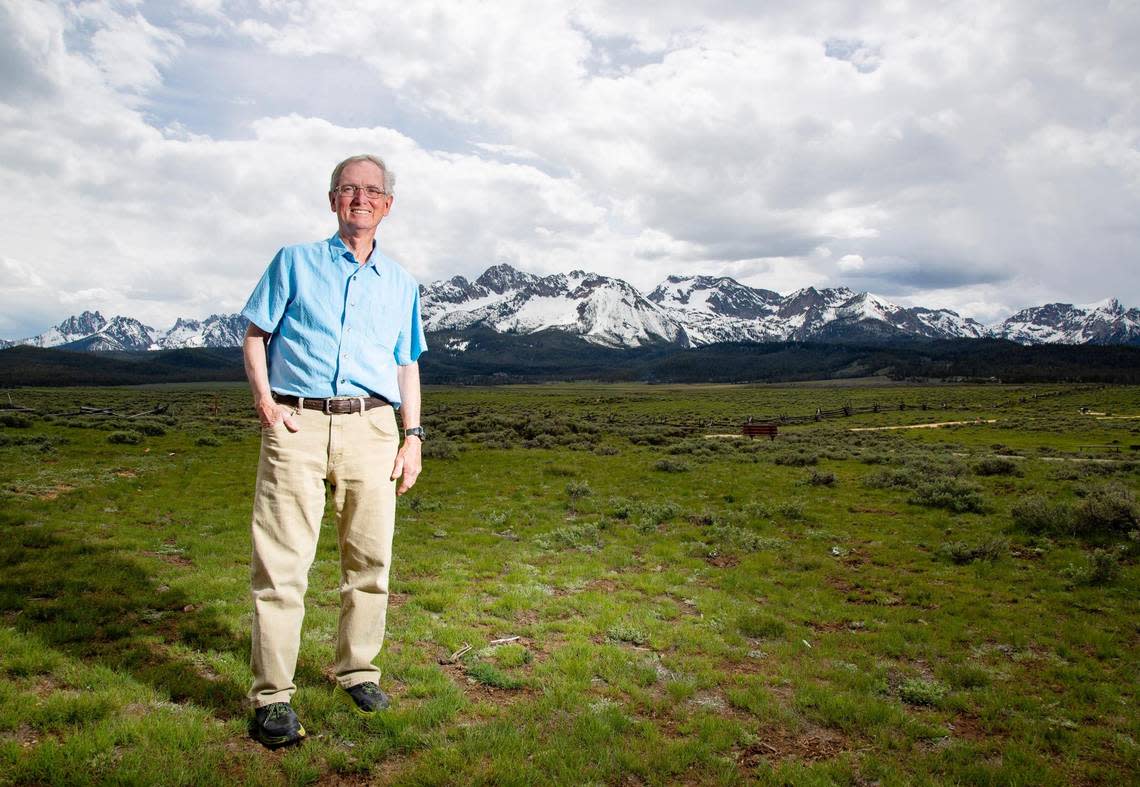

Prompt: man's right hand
[255,400,301,432]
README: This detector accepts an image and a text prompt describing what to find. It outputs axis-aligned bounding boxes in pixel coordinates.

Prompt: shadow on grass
[0,508,249,719]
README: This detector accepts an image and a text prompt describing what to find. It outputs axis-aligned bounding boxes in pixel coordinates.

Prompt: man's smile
[330,159,393,237]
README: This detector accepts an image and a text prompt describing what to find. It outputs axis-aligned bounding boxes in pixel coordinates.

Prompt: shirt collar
[328,233,385,277]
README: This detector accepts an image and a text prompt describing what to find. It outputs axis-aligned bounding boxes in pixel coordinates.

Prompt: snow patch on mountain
[154,314,247,349]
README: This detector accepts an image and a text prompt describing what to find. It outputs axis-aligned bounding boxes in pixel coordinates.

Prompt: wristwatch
[404,426,426,441]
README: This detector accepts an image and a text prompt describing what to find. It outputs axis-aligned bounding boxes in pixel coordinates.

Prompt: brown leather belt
[272,393,390,415]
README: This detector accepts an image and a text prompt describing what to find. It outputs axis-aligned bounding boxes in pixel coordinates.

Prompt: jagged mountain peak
[58,310,107,335]
[784,285,847,303]
[1080,296,1123,315]
[779,286,827,315]
[475,263,539,294]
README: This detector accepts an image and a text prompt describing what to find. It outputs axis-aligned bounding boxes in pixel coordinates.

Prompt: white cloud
[78,1,183,93]
[0,0,1138,338]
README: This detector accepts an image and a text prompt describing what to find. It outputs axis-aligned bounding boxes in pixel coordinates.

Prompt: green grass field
[1,382,1138,786]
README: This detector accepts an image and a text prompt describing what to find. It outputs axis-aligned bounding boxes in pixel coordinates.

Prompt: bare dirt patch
[706,554,740,568]
[514,609,539,626]
[719,652,781,678]
[31,678,59,698]
[848,506,900,516]
[439,661,534,707]
[34,484,76,500]
[143,550,193,567]
[826,576,902,606]
[666,594,702,616]
[946,712,989,742]
[363,752,420,786]
[737,723,848,767]
[1,724,43,750]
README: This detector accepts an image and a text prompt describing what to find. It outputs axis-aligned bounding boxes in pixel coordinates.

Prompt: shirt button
[342,353,348,359]
[339,378,346,384]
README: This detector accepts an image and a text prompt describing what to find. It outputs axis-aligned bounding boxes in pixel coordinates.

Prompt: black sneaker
[341,681,390,714]
[251,702,306,748]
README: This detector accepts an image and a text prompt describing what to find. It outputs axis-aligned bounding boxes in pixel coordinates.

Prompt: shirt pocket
[361,290,405,353]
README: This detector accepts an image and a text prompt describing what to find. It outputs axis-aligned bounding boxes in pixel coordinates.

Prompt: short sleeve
[241,249,292,334]
[393,285,427,365]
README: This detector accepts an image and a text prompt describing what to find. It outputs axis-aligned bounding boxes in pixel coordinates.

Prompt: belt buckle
[323,398,335,415]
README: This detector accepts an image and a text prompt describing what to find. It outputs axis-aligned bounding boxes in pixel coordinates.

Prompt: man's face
[329,160,393,235]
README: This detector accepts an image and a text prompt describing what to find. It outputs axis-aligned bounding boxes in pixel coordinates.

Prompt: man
[240,154,427,748]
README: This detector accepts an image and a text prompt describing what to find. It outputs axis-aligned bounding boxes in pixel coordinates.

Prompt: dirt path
[849,419,998,432]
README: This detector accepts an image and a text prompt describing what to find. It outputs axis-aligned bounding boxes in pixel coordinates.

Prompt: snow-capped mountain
[988,298,1140,346]
[8,311,159,352]
[647,275,783,343]
[3,266,1136,352]
[424,267,996,347]
[7,310,109,348]
[155,314,248,349]
[422,264,687,348]
[648,276,985,343]
[67,316,158,351]
[814,291,985,341]
[4,311,245,352]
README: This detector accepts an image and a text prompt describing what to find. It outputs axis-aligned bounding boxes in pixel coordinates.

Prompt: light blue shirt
[241,234,427,406]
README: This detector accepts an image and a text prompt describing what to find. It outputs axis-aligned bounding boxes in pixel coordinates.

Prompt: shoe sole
[338,686,387,715]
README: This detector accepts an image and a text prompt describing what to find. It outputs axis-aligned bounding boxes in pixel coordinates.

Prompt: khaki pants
[247,404,399,707]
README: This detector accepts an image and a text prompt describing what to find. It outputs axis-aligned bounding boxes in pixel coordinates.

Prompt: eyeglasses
[333,184,388,199]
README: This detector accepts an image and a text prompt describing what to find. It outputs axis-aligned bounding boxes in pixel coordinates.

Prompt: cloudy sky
[2,0,1138,338]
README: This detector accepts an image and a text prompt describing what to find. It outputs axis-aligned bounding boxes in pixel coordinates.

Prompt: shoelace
[265,703,291,721]
[357,683,382,699]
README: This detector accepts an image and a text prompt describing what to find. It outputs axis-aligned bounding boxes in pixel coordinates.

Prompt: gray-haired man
[241,154,427,747]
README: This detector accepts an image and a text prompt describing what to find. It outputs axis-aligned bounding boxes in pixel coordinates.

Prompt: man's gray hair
[329,154,396,195]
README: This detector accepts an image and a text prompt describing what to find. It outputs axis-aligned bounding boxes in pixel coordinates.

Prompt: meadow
[0,381,1137,786]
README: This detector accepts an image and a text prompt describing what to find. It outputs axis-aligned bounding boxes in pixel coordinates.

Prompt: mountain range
[1,312,248,353]
[3,264,1139,351]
